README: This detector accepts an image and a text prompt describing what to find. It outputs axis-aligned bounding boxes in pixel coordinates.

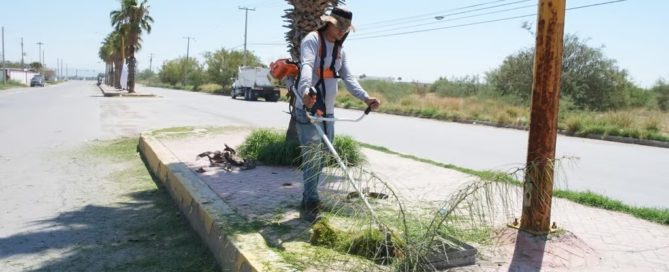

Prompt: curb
[138,132,290,272]
[98,84,156,97]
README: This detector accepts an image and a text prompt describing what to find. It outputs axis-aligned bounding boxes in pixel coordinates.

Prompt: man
[293,5,381,222]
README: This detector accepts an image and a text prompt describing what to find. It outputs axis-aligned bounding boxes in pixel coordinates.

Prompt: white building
[1,68,39,86]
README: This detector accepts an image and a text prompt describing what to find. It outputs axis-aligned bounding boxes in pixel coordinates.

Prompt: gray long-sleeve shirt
[295,31,369,114]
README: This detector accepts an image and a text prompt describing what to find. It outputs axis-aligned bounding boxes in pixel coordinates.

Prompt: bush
[197,83,225,94]
[345,228,404,264]
[238,129,300,166]
[431,75,484,97]
[563,115,584,134]
[310,218,339,247]
[487,34,638,111]
[358,80,422,103]
[653,79,669,111]
[0,80,25,90]
[238,129,364,167]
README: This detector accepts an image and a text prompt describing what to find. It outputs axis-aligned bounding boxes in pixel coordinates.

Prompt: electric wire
[356,3,537,35]
[350,0,627,41]
[356,0,533,32]
[356,0,511,28]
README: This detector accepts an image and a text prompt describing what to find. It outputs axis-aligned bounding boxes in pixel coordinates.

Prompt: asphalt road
[0,81,665,219]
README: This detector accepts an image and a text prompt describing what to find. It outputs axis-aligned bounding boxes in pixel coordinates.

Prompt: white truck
[231,67,280,102]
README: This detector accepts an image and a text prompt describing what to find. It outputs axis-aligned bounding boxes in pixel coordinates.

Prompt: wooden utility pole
[1,26,5,84]
[520,0,566,235]
[182,36,193,85]
[238,6,255,67]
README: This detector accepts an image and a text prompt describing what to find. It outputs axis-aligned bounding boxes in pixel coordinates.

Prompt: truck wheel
[243,89,248,100]
[266,94,279,102]
[250,91,258,101]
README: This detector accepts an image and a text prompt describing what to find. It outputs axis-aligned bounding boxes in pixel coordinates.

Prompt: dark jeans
[294,108,334,205]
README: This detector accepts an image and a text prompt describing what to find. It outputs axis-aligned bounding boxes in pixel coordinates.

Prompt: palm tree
[110,0,153,93]
[100,32,125,88]
[283,0,342,142]
[99,34,116,86]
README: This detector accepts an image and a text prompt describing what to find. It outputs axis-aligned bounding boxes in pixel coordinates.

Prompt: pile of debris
[196,144,255,172]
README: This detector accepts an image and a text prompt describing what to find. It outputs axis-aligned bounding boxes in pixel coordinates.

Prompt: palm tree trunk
[107,63,113,85]
[127,55,136,93]
[114,60,123,89]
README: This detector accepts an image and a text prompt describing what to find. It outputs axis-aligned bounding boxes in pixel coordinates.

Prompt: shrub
[652,79,669,111]
[238,129,300,166]
[431,75,483,97]
[197,83,224,94]
[487,34,637,110]
[238,129,364,167]
[310,218,339,247]
[643,116,662,133]
[564,115,584,134]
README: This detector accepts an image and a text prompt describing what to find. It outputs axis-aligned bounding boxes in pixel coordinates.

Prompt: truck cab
[231,67,280,102]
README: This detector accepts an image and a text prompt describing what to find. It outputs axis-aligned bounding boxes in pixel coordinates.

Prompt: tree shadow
[0,187,217,271]
[508,230,547,272]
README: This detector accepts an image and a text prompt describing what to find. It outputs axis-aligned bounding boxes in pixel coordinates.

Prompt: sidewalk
[139,127,669,271]
[98,83,155,97]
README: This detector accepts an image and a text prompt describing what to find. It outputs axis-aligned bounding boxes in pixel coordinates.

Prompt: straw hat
[320,6,355,32]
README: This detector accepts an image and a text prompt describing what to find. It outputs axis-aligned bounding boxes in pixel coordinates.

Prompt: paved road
[0,82,665,228]
[0,81,665,269]
[136,83,668,208]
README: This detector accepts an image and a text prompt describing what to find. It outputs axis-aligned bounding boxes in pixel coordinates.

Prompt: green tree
[99,32,124,88]
[110,0,153,92]
[486,49,534,101]
[29,62,43,71]
[203,48,262,88]
[137,68,156,81]
[487,34,637,110]
[99,33,118,86]
[159,57,204,88]
[653,79,669,111]
[1,61,22,69]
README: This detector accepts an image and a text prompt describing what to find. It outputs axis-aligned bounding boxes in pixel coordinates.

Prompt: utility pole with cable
[182,36,194,85]
[1,26,5,84]
[21,37,24,68]
[519,0,566,235]
[36,42,43,70]
[149,53,153,72]
[238,6,255,67]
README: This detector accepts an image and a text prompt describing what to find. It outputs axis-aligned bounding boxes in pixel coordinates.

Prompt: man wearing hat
[293,5,381,222]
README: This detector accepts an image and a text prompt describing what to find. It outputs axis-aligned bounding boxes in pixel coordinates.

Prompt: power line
[350,0,627,41]
[357,0,532,32]
[357,3,537,36]
[356,0,511,28]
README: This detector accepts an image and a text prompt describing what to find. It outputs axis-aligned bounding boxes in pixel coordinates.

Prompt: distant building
[1,68,39,86]
[356,74,399,82]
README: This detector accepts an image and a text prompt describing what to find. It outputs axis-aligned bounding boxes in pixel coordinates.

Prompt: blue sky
[1,0,666,87]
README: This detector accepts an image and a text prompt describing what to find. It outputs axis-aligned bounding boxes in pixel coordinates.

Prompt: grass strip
[361,143,669,225]
[0,80,25,90]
